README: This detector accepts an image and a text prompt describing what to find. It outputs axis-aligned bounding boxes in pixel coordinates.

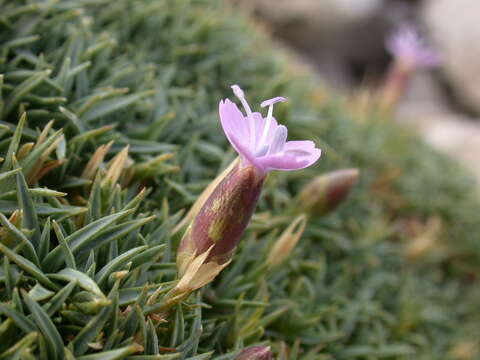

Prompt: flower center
[231,86,288,157]
[257,97,287,156]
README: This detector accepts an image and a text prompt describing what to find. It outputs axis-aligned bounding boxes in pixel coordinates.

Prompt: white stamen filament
[257,104,274,154]
[232,85,256,149]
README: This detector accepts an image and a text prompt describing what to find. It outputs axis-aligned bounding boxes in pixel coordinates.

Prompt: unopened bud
[175,163,264,294]
[236,346,272,360]
[404,217,441,261]
[172,158,239,235]
[267,214,307,269]
[297,168,359,216]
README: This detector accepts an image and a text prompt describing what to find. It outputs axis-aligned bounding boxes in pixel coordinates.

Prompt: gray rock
[396,72,480,182]
[423,0,480,114]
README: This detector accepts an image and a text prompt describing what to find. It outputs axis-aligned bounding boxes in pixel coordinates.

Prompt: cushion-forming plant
[0,0,479,359]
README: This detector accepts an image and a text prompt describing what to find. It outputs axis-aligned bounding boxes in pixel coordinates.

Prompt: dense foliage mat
[0,0,479,359]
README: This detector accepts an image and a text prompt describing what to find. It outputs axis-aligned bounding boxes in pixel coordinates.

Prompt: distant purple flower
[386,25,440,69]
[219,85,321,176]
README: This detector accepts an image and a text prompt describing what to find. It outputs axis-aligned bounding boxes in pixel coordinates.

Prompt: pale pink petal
[284,140,316,152]
[297,147,322,169]
[262,140,322,171]
[257,154,308,171]
[229,133,264,172]
[219,99,251,150]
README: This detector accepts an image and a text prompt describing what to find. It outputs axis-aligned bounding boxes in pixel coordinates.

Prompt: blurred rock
[423,0,480,115]
[234,0,382,29]
[396,72,480,181]
[233,0,388,90]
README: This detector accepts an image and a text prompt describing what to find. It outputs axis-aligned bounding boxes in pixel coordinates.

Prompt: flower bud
[267,214,307,269]
[172,158,239,235]
[236,346,272,360]
[175,163,264,294]
[297,168,359,216]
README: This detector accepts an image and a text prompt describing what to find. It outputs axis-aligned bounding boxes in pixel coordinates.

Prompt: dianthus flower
[174,85,321,296]
[386,25,440,69]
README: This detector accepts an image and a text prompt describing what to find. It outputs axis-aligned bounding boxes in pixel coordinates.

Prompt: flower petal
[284,140,316,152]
[229,133,265,173]
[258,140,321,171]
[257,154,308,171]
[219,99,251,150]
[268,125,288,154]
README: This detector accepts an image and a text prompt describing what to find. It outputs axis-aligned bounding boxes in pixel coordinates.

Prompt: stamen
[257,104,274,151]
[258,97,286,154]
[232,85,256,148]
[260,97,286,108]
[269,125,288,154]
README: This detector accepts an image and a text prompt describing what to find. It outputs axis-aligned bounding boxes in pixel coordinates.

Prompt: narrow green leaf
[22,290,64,360]
[42,209,133,271]
[79,216,156,256]
[3,70,51,117]
[30,187,67,197]
[81,90,155,123]
[96,245,148,285]
[72,282,118,356]
[3,258,12,299]
[67,210,133,252]
[135,304,147,350]
[1,113,26,172]
[16,166,40,248]
[70,125,115,145]
[0,303,36,333]
[0,167,21,183]
[3,35,40,49]
[50,268,105,299]
[0,200,86,217]
[44,281,76,317]
[118,284,168,306]
[52,221,76,269]
[130,244,166,268]
[28,283,54,302]
[76,345,141,360]
[58,176,92,189]
[38,217,51,261]
[0,212,40,266]
[146,318,159,355]
[0,331,38,360]
[0,242,58,290]
[58,106,85,133]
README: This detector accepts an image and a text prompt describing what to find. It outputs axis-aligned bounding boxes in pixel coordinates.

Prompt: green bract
[0,0,479,359]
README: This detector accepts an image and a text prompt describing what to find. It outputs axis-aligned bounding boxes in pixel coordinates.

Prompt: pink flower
[174,86,321,297]
[219,85,321,176]
[386,25,440,69]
